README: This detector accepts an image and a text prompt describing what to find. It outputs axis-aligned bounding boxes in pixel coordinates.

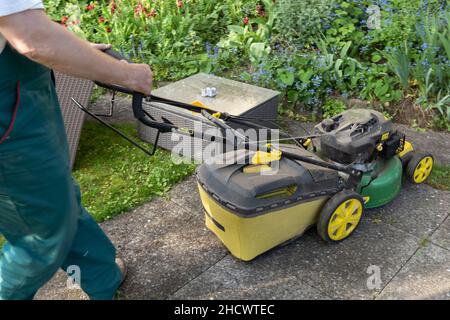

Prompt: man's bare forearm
[0,9,152,94]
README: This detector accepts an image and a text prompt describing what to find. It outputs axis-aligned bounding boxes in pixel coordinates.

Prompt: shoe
[115,257,127,286]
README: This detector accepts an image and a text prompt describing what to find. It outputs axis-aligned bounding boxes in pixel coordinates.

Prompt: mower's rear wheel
[407,153,434,184]
[317,190,364,242]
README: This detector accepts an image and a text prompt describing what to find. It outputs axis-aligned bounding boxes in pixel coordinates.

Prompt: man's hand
[124,63,153,96]
[89,43,153,95]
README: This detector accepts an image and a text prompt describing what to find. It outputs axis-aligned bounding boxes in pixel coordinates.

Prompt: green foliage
[73,122,196,221]
[322,99,347,118]
[218,0,275,66]
[42,0,450,127]
[275,0,336,46]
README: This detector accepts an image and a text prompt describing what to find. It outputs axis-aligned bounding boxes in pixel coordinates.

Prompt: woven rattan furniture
[54,72,94,168]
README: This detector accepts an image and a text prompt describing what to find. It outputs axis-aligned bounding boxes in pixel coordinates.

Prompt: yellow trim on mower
[251,150,282,165]
[397,141,414,158]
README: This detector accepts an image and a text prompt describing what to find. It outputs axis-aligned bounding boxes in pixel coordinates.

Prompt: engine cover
[314,109,395,164]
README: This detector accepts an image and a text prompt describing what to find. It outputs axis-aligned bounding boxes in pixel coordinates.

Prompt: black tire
[406,153,434,184]
[317,190,365,243]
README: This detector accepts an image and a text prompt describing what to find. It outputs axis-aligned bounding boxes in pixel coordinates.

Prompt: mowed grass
[72,122,196,222]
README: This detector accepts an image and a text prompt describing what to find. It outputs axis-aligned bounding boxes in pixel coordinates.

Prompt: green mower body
[357,157,403,209]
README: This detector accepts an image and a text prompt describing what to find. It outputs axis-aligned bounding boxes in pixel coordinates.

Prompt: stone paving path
[36,100,450,300]
[36,178,450,300]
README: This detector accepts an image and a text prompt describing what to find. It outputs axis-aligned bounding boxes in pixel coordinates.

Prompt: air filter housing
[314,109,395,164]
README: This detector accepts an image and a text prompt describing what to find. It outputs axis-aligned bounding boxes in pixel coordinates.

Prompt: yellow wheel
[407,153,433,184]
[317,190,364,242]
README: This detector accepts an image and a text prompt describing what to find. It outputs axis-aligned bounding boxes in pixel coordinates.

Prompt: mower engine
[314,109,405,164]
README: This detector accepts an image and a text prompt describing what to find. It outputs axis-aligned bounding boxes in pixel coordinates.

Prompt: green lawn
[73,122,196,222]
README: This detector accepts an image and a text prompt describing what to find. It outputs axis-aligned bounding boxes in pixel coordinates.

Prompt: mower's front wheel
[317,190,364,243]
[407,153,434,184]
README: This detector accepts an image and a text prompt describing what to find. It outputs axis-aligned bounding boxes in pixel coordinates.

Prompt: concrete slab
[36,197,227,300]
[167,175,205,218]
[397,124,450,166]
[170,255,329,300]
[171,217,420,300]
[369,184,450,239]
[377,243,450,300]
[431,216,450,251]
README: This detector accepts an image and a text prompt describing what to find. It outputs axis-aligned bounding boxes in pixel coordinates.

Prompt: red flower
[146,8,157,17]
[256,4,266,17]
[106,27,112,33]
[98,16,106,23]
[61,16,68,23]
[86,3,95,11]
[176,0,183,8]
[243,16,249,25]
[110,2,116,14]
[134,2,143,15]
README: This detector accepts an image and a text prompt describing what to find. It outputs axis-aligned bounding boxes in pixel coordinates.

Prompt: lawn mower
[75,49,434,261]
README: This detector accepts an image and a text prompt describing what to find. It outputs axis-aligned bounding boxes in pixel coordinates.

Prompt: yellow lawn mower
[75,49,433,262]
[196,109,433,260]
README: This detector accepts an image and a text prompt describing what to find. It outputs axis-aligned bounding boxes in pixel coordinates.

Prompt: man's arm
[0,9,152,95]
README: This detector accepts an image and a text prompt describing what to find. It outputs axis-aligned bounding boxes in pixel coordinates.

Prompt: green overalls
[0,44,121,300]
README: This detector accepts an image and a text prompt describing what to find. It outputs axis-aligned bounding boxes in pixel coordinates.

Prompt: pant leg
[0,135,79,300]
[60,182,122,300]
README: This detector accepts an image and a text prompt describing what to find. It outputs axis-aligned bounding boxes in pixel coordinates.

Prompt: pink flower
[61,16,68,23]
[98,16,106,23]
[146,8,157,17]
[176,0,183,8]
[86,3,95,11]
[134,2,144,16]
[243,16,249,25]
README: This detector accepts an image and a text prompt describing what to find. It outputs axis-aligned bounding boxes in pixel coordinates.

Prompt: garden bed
[45,0,449,131]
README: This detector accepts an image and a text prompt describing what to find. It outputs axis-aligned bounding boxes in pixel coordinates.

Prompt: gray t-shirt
[0,0,44,54]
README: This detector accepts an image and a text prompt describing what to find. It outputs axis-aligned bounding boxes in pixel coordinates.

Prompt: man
[0,1,152,300]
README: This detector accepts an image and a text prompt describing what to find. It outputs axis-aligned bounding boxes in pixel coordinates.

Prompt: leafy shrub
[275,0,336,47]
[322,99,347,118]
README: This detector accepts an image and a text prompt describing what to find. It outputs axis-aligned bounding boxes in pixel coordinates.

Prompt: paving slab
[36,196,227,300]
[397,124,450,166]
[377,243,450,300]
[170,255,329,300]
[370,184,450,239]
[172,216,420,300]
[430,216,450,251]
[167,175,205,217]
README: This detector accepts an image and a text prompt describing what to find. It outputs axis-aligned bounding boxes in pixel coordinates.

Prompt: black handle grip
[103,48,131,62]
